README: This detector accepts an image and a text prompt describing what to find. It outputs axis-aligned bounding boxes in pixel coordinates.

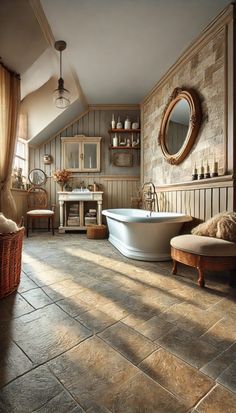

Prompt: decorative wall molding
[157,182,234,221]
[29,0,55,47]
[156,175,233,192]
[88,104,140,111]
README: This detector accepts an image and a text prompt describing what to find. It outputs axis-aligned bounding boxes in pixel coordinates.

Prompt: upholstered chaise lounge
[171,234,236,287]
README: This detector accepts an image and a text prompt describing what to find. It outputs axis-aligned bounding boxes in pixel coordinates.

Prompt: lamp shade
[53,78,70,109]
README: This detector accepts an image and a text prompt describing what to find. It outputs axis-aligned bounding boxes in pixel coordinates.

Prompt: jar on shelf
[124,117,131,130]
[132,122,139,129]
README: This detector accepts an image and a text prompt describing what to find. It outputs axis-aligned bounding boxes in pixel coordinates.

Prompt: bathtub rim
[102,208,192,224]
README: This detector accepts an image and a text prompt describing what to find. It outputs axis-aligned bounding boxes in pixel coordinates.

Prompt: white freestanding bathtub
[102,209,192,261]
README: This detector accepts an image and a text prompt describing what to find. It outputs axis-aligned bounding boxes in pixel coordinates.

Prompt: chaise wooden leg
[172,260,177,275]
[48,218,50,231]
[197,267,205,288]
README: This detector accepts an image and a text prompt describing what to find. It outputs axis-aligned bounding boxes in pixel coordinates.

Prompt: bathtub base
[109,234,171,261]
[102,209,192,263]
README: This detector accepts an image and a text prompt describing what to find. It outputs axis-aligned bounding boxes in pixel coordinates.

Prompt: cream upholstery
[27,210,54,216]
[171,234,236,256]
[26,187,55,236]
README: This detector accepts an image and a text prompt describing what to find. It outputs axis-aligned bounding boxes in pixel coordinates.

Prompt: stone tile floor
[0,233,236,412]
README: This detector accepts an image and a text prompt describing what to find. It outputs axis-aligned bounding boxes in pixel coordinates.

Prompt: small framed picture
[112,152,133,167]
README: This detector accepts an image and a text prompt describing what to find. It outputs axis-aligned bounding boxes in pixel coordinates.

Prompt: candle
[192,163,197,175]
[213,161,218,173]
[206,163,210,173]
[200,162,204,174]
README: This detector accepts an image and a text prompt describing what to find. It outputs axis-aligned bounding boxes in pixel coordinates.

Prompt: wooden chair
[26,187,55,237]
[171,234,236,287]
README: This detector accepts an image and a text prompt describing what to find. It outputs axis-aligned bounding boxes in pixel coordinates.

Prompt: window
[12,138,28,188]
[13,138,28,177]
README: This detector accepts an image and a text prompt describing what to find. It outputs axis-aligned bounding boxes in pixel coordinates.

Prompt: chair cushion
[171,234,236,256]
[27,210,54,216]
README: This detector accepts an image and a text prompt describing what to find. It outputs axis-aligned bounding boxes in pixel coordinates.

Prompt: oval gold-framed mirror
[28,168,47,186]
[158,87,201,165]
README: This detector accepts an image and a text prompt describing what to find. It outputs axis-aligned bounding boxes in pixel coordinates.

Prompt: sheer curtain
[0,63,20,221]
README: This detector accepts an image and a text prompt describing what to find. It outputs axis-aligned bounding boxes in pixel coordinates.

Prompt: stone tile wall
[142,28,226,184]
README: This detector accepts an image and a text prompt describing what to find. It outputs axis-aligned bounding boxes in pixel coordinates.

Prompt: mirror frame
[158,87,201,165]
[28,168,47,186]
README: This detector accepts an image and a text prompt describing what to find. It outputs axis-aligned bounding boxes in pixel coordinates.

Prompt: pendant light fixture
[54,40,70,109]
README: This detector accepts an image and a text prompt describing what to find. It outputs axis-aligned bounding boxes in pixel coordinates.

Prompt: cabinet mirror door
[64,142,80,170]
[83,142,100,171]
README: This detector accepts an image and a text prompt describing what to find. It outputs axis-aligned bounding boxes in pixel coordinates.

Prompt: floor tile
[33,391,84,413]
[95,300,129,320]
[171,284,225,310]
[201,343,236,380]
[0,366,63,413]
[99,322,157,364]
[157,327,220,369]
[48,336,138,410]
[21,288,53,309]
[0,338,33,388]
[139,348,214,407]
[42,279,86,301]
[12,304,92,363]
[25,268,73,287]
[217,359,236,393]
[0,293,34,322]
[210,296,236,320]
[18,273,38,293]
[158,302,222,336]
[200,319,236,351]
[112,371,188,413]
[86,406,112,413]
[76,309,117,333]
[2,233,236,412]
[121,313,155,329]
[56,295,90,317]
[196,384,236,413]
[123,314,175,341]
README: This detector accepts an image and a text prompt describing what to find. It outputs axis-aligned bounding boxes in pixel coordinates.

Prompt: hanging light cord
[59,50,62,79]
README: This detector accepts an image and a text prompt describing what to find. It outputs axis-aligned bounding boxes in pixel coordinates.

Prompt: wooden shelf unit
[108,145,140,150]
[108,128,141,133]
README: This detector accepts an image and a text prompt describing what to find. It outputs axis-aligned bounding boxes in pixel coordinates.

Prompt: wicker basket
[86,224,107,239]
[0,227,24,299]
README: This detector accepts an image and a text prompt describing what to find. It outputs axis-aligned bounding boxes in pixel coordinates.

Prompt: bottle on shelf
[124,117,131,130]
[112,133,118,147]
[116,116,122,129]
[111,114,116,129]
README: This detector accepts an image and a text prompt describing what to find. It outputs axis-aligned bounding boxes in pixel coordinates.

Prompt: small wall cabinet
[62,135,102,172]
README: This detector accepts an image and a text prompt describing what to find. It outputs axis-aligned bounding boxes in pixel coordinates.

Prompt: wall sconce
[43,155,53,165]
